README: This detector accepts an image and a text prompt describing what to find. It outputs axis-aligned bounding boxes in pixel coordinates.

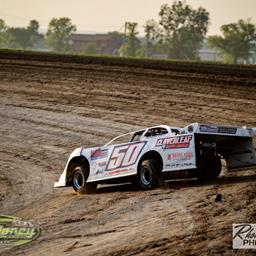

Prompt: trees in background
[1,8,256,64]
[0,19,19,48]
[144,1,209,60]
[119,22,140,57]
[46,17,76,53]
[208,19,256,63]
[120,1,209,59]
[27,20,43,48]
[7,20,42,49]
[143,19,160,57]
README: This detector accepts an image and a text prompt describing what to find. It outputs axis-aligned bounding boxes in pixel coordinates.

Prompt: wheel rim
[140,167,152,186]
[73,171,84,189]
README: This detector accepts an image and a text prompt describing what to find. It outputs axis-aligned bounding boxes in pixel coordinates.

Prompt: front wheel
[135,159,160,189]
[72,165,97,194]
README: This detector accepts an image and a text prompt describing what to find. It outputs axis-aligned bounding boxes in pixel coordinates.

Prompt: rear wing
[188,123,256,171]
[194,124,256,138]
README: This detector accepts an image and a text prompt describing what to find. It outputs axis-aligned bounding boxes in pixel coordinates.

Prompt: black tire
[136,159,160,189]
[197,155,222,182]
[72,165,97,194]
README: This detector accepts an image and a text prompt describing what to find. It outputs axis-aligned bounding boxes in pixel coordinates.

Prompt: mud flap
[226,152,256,171]
[226,135,256,171]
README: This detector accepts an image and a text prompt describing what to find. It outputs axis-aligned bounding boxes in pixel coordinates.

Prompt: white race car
[54,123,256,194]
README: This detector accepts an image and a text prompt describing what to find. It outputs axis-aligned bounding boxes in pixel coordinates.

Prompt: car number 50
[107,142,146,170]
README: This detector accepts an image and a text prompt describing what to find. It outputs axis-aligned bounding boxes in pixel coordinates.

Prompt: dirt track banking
[0,51,256,255]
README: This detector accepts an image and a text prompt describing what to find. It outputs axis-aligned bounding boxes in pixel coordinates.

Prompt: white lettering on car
[106,142,146,171]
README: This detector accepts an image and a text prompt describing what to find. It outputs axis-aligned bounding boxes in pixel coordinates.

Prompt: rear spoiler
[191,124,256,170]
[190,123,256,138]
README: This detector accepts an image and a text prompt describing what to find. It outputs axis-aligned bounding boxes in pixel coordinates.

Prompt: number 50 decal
[106,142,146,171]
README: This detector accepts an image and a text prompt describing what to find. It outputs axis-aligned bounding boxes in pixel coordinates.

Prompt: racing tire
[197,155,222,182]
[136,159,160,189]
[72,165,97,194]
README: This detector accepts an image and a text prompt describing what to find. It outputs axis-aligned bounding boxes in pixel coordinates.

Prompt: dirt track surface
[0,53,256,255]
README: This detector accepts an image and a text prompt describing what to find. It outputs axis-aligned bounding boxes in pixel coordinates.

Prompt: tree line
[0,17,76,52]
[1,1,256,64]
[122,1,256,63]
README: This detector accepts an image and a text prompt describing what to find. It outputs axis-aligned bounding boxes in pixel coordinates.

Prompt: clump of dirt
[0,175,10,200]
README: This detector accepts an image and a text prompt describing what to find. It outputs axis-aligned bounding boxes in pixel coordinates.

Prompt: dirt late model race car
[54,123,256,194]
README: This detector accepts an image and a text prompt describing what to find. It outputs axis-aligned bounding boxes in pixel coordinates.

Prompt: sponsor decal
[218,126,237,134]
[98,161,107,167]
[0,215,40,250]
[199,125,218,133]
[91,148,108,160]
[167,152,193,161]
[107,168,129,175]
[95,168,105,175]
[200,125,237,135]
[156,135,193,149]
[233,223,256,249]
[106,141,146,171]
[165,162,193,168]
[92,161,107,176]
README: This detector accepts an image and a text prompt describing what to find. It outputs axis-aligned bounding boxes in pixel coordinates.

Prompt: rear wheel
[72,165,97,194]
[135,159,160,189]
[197,155,222,182]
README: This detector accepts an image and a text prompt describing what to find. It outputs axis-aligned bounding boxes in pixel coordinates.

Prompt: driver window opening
[144,127,168,137]
[171,129,180,135]
[130,130,145,142]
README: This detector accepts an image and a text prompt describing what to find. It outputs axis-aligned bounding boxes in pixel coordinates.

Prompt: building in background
[198,39,256,64]
[69,32,123,55]
[68,34,256,63]
[198,40,223,62]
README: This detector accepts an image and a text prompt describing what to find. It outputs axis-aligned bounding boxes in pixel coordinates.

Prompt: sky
[0,0,256,35]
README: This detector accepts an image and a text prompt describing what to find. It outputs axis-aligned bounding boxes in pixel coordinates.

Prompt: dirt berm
[0,51,255,255]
